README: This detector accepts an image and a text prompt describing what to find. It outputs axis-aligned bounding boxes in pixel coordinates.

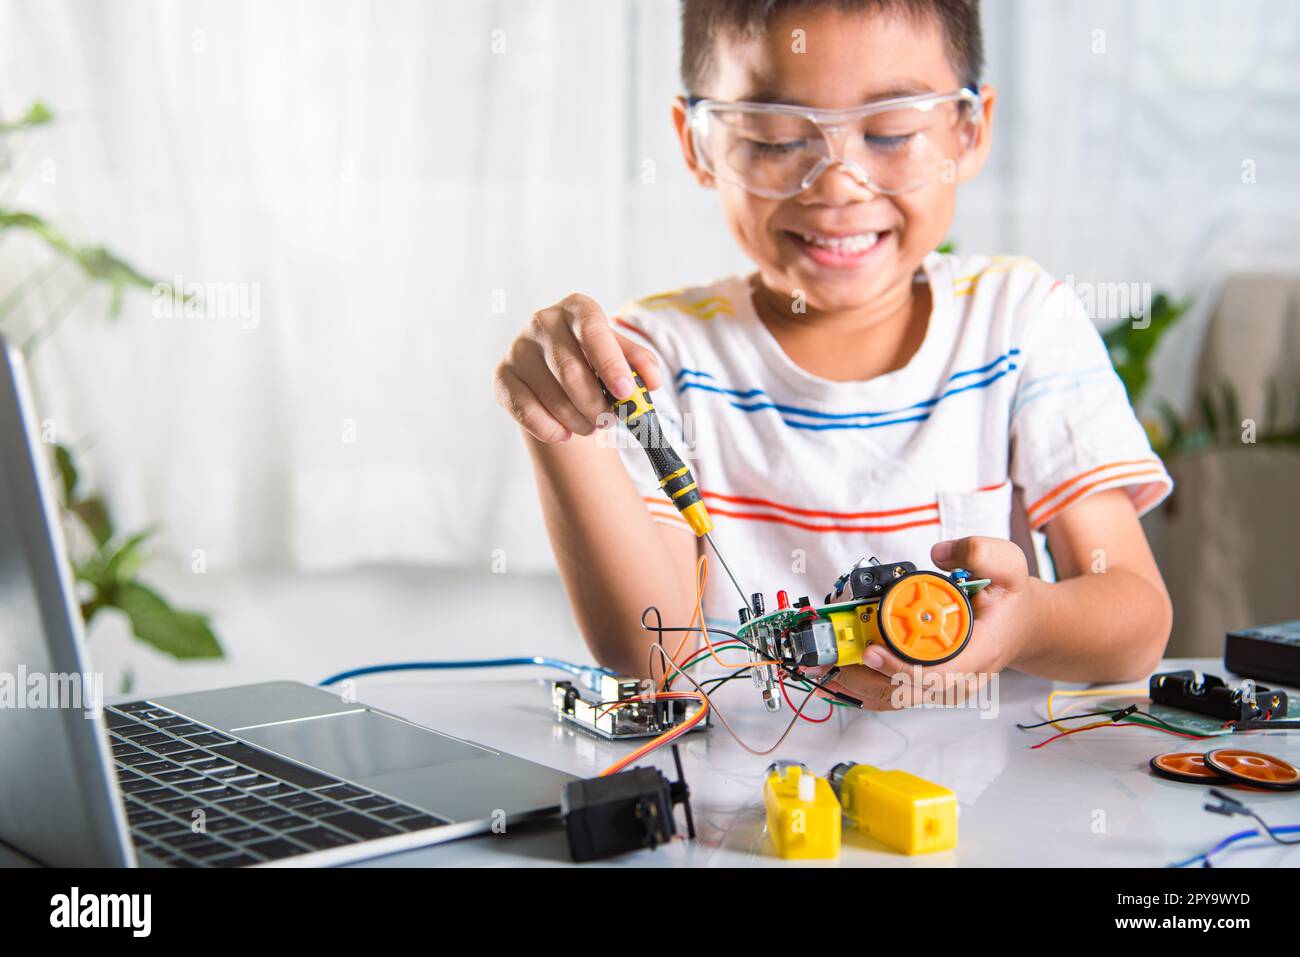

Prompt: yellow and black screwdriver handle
[605,370,713,538]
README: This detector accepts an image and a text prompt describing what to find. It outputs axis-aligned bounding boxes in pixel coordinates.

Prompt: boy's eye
[864,133,914,152]
[746,139,807,156]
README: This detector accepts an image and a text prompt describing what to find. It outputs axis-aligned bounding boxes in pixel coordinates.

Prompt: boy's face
[674,8,994,317]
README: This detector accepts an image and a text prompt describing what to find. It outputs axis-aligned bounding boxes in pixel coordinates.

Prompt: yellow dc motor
[763,763,841,860]
[828,762,957,855]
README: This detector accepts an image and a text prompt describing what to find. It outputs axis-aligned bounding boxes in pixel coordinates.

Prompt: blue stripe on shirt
[671,350,1020,429]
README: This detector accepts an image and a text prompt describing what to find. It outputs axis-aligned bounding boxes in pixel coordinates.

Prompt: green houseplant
[1103,292,1300,458]
[0,101,222,669]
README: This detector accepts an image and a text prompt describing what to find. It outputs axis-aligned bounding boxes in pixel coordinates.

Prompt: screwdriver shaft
[705,532,751,615]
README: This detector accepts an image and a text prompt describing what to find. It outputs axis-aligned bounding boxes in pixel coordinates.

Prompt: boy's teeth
[798,231,879,252]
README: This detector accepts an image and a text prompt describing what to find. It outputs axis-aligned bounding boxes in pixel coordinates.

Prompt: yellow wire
[1046,686,1147,732]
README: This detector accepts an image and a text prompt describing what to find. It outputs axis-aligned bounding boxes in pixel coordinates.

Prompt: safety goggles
[686,86,981,199]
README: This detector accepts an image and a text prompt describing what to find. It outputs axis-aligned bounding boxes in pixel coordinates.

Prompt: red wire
[779,674,833,723]
[1030,718,1210,750]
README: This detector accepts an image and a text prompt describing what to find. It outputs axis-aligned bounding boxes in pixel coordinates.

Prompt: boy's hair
[680,0,983,95]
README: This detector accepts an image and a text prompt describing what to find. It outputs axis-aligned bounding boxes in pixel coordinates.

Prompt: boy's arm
[525,432,699,677]
[1016,487,1171,680]
[494,293,699,677]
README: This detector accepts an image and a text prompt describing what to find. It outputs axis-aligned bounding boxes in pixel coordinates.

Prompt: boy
[492,0,1172,708]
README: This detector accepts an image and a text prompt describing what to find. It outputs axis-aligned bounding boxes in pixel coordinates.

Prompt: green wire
[666,642,854,709]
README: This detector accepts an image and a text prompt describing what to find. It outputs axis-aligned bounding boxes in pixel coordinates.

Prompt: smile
[784,229,890,268]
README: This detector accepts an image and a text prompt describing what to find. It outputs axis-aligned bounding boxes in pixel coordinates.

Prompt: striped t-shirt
[611,252,1172,625]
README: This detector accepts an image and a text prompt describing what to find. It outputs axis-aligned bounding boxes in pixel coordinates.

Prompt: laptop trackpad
[236,710,494,780]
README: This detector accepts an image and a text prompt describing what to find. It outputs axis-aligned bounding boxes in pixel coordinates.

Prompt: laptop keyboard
[108,700,446,867]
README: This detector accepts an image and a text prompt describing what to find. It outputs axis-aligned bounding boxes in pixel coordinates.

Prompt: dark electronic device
[1224,620,1300,689]
[1150,670,1289,725]
[561,746,696,862]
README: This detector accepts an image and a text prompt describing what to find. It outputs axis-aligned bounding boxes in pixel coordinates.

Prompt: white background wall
[1,0,1297,694]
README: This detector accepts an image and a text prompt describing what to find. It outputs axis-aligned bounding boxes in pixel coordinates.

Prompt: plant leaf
[52,443,78,503]
[1102,292,1194,409]
[113,582,222,659]
[0,210,162,310]
[70,495,114,546]
[0,101,54,134]
[1155,399,1184,458]
[1219,379,1240,441]
[1199,389,1219,438]
[104,529,155,585]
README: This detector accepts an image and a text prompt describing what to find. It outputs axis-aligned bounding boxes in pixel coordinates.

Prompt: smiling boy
[492,0,1173,707]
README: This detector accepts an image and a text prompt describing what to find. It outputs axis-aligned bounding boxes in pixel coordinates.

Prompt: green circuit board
[737,578,990,642]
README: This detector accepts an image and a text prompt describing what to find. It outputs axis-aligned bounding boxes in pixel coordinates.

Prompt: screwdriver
[605,369,751,614]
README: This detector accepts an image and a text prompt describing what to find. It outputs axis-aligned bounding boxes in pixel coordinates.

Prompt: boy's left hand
[819,536,1035,711]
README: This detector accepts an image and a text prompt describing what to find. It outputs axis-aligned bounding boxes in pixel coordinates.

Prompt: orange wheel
[1204,749,1300,791]
[1150,751,1221,785]
[877,571,973,665]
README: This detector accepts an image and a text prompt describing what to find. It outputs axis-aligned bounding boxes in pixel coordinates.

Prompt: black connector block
[561,746,695,863]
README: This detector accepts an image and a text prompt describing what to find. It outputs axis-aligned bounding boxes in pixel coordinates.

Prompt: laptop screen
[0,340,132,866]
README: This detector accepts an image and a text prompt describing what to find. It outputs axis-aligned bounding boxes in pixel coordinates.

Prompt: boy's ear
[672,96,716,189]
[956,83,996,183]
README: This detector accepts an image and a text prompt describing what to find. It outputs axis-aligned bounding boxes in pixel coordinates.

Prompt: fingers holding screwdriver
[493,293,662,443]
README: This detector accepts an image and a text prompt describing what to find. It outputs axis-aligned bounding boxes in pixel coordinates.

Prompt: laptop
[0,339,575,867]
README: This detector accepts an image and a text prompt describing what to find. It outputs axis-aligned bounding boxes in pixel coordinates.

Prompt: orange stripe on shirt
[1031,469,1168,528]
[705,505,940,535]
[1027,458,1163,519]
[700,488,938,520]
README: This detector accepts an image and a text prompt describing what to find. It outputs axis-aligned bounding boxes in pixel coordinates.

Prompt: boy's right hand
[492,293,662,443]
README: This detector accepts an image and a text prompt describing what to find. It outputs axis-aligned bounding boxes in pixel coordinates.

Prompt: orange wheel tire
[877,571,973,665]
[1204,749,1300,791]
[1149,751,1221,785]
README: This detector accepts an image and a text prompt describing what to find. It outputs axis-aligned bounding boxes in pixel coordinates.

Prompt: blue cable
[1170,824,1300,868]
[317,657,616,688]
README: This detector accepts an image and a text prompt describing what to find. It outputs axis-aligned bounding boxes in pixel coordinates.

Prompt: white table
[343,656,1300,868]
[1,656,1293,868]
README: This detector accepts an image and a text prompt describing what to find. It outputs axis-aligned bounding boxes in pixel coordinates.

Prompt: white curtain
[1,0,742,574]
[3,0,1296,576]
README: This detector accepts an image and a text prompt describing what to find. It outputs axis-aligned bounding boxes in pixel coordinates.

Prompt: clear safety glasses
[686,86,981,200]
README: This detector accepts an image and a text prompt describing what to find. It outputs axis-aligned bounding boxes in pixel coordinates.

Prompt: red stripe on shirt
[1027,458,1163,520]
[705,505,941,535]
[700,488,938,520]
[1031,469,1168,528]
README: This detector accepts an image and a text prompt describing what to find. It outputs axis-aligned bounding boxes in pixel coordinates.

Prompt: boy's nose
[801,158,881,203]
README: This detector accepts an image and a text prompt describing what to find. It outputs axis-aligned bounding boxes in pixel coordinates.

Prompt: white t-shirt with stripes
[611,252,1172,625]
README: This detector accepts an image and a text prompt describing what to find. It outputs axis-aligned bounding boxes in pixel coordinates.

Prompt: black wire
[1017,709,1117,730]
[1018,704,1208,737]
[780,664,863,707]
[699,669,751,695]
[640,605,864,708]
[640,606,762,655]
[1203,789,1300,861]
[1245,810,1300,847]
[1017,706,1136,731]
